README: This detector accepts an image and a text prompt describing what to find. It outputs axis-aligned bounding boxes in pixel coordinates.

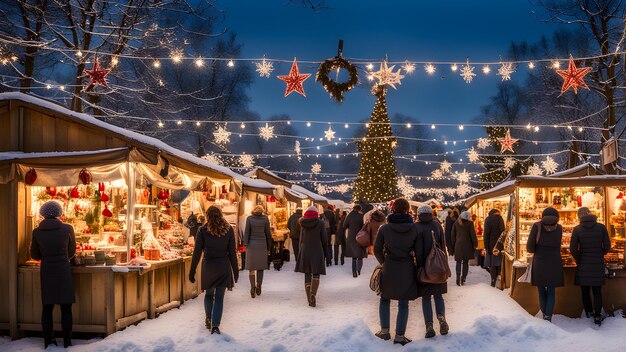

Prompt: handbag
[356,223,371,247]
[418,226,451,284]
[492,230,506,256]
[518,222,541,283]
[370,264,382,295]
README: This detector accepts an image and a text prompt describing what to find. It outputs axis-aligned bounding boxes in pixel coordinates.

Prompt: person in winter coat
[334,211,347,265]
[189,206,239,335]
[415,205,449,339]
[451,211,478,286]
[373,198,418,346]
[343,204,366,277]
[243,205,272,298]
[323,206,337,266]
[295,206,327,307]
[527,207,564,322]
[288,208,303,260]
[483,209,505,287]
[444,209,459,255]
[570,207,611,326]
[368,209,386,255]
[30,201,76,349]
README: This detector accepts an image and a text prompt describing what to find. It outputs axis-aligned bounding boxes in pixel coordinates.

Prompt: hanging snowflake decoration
[460,59,476,84]
[315,183,329,195]
[255,57,274,78]
[324,125,336,141]
[503,157,516,171]
[294,140,302,162]
[457,170,471,184]
[402,61,416,74]
[541,156,559,174]
[259,123,275,141]
[476,137,490,150]
[467,147,480,163]
[439,160,452,174]
[456,183,472,198]
[213,125,231,145]
[397,176,417,199]
[527,164,543,176]
[431,169,443,179]
[311,162,322,174]
[371,61,405,89]
[497,62,515,81]
[239,154,255,169]
[202,153,222,165]
[334,184,351,194]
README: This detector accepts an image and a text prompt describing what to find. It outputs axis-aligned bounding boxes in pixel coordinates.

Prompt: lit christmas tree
[479,126,529,189]
[353,85,400,202]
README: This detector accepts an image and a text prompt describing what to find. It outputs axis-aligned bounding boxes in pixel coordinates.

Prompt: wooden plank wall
[0,183,11,327]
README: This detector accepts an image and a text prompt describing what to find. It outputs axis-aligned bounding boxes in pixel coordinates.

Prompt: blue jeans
[455,260,469,279]
[422,293,445,323]
[204,287,226,327]
[379,298,409,335]
[537,286,555,317]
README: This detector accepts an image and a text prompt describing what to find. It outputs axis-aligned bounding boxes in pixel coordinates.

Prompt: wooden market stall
[465,171,626,318]
[0,92,245,338]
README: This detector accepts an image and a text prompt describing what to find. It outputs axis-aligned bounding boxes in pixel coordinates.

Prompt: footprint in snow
[262,318,277,328]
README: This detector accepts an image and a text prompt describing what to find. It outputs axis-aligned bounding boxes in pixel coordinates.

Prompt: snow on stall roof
[292,184,328,202]
[0,148,129,161]
[284,186,309,199]
[549,162,601,177]
[244,167,292,185]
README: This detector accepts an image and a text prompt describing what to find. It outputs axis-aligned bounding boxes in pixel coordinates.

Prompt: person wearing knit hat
[295,205,327,307]
[418,205,432,216]
[31,201,76,348]
[451,211,478,286]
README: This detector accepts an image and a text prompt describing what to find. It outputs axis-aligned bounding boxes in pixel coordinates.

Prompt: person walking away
[185,212,201,240]
[472,214,485,269]
[189,206,239,334]
[243,205,272,298]
[570,207,611,325]
[368,209,386,255]
[451,211,478,286]
[343,204,366,277]
[288,208,303,260]
[483,209,505,287]
[444,209,459,255]
[373,198,418,346]
[30,201,76,349]
[295,206,327,307]
[527,207,564,322]
[334,211,347,265]
[415,205,449,338]
[323,205,337,266]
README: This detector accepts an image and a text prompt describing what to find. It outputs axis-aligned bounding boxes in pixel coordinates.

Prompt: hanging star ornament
[324,125,336,141]
[84,54,110,91]
[497,129,518,153]
[371,61,404,89]
[259,123,275,141]
[497,62,515,81]
[460,59,476,84]
[557,55,592,95]
[255,57,274,78]
[277,58,311,97]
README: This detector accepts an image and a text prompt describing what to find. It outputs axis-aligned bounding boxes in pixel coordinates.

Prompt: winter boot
[205,317,212,330]
[309,277,320,307]
[594,316,602,326]
[456,274,461,286]
[305,283,312,305]
[543,315,552,322]
[249,274,256,298]
[375,328,391,341]
[62,329,72,348]
[425,322,436,338]
[256,283,262,296]
[211,326,221,335]
[44,338,57,349]
[490,279,496,287]
[461,276,467,286]
[341,257,345,265]
[393,335,412,345]
[437,315,449,335]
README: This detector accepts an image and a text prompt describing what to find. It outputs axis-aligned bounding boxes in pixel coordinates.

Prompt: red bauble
[100,192,110,202]
[98,182,105,192]
[102,205,112,217]
[157,189,169,200]
[130,248,137,259]
[70,186,80,199]
[78,168,92,185]
[266,195,276,202]
[24,168,37,185]
[45,187,57,197]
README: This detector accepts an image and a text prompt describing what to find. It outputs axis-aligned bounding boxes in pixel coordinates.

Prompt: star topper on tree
[557,55,592,95]
[84,54,111,91]
[277,58,311,97]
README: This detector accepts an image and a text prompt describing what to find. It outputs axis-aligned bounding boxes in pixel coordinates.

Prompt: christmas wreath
[316,57,359,102]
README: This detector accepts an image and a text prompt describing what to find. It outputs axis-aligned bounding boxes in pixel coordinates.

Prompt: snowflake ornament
[476,137,490,150]
[315,183,329,195]
[397,176,417,199]
[371,61,405,89]
[527,164,543,176]
[431,169,443,179]
[259,123,275,141]
[239,154,255,169]
[202,153,222,165]
[334,184,351,194]
[311,162,322,174]
[255,58,274,78]
[460,59,476,84]
[457,170,471,184]
[497,62,515,81]
[402,61,416,74]
[439,160,452,174]
[467,148,480,163]
[294,140,302,162]
[324,125,336,141]
[456,183,472,198]
[541,156,559,174]
[213,125,231,145]
[503,157,516,171]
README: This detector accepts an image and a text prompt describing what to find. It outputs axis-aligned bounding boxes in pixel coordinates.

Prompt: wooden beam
[115,311,147,331]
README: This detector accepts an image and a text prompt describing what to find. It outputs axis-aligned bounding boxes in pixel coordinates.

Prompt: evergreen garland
[316,57,359,102]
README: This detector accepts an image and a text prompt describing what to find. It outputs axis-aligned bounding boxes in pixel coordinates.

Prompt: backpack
[418,224,451,284]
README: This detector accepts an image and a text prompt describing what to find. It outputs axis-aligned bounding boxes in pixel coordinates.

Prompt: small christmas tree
[353,86,400,202]
[479,126,529,189]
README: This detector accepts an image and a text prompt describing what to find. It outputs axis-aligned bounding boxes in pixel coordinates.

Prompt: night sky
[221,0,563,143]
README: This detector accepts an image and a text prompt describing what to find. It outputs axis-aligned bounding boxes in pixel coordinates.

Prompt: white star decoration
[477,137,490,150]
[324,125,336,141]
[497,62,515,81]
[439,160,452,174]
[255,58,274,78]
[372,61,405,89]
[457,170,471,184]
[460,60,476,83]
[311,162,322,174]
[239,154,254,169]
[503,157,516,171]
[402,61,416,74]
[542,156,559,174]
[467,148,480,163]
[213,126,231,145]
[259,123,275,141]
[527,164,543,176]
[294,140,302,162]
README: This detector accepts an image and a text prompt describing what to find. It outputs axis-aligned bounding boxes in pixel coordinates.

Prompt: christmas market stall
[465,171,626,318]
[0,92,242,338]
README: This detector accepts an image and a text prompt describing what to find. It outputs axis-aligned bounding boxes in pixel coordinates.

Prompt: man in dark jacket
[483,209,505,287]
[288,208,303,260]
[323,206,337,266]
[343,204,366,277]
[570,207,611,326]
[444,209,458,255]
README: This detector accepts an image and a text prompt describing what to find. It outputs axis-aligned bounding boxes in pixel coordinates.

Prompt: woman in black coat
[189,206,239,335]
[483,209,506,287]
[30,201,76,349]
[570,207,611,325]
[451,211,478,286]
[373,198,418,346]
[343,204,366,277]
[415,205,449,339]
[334,211,347,265]
[527,207,564,322]
[295,206,327,307]
[444,209,458,255]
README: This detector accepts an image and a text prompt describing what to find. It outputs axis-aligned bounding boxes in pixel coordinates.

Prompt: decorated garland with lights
[316,57,359,102]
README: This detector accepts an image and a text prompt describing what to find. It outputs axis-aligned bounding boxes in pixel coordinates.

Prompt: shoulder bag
[356,222,371,247]
[518,222,541,283]
[370,264,383,295]
[418,225,451,284]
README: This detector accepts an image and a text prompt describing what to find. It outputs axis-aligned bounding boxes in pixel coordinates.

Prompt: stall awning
[464,180,516,208]
[234,174,276,196]
[244,167,292,187]
[291,185,328,206]
[549,163,603,178]
[284,186,310,204]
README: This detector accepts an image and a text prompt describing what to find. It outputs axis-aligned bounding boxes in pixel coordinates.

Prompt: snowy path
[2,258,626,352]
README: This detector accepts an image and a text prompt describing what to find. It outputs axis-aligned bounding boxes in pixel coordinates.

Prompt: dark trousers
[204,287,226,327]
[333,243,345,264]
[304,273,320,283]
[422,293,445,323]
[326,230,333,263]
[352,258,363,275]
[490,265,500,282]
[455,260,469,279]
[42,304,72,342]
[538,286,556,317]
[292,238,300,261]
[581,286,603,317]
[380,298,409,335]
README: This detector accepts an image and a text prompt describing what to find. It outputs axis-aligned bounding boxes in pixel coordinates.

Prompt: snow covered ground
[2,258,626,352]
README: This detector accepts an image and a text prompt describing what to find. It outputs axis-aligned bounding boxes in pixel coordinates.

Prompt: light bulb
[344,123,349,128]
[176,120,182,125]
[306,122,311,127]
[366,63,374,70]
[528,62,535,69]
[158,121,164,128]
[240,123,245,129]
[451,64,458,71]
[153,60,161,68]
[431,124,436,129]
[111,57,119,67]
[425,64,436,75]
[552,60,560,69]
[196,121,201,127]
[227,60,235,68]
[195,58,204,67]
[406,123,411,128]
[459,125,464,130]
[482,65,490,74]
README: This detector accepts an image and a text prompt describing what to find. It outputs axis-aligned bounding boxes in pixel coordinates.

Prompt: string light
[451,63,458,71]
[406,123,412,128]
[240,123,245,129]
[76,50,83,58]
[170,49,183,63]
[176,120,182,125]
[482,65,491,74]
[194,57,204,67]
[196,121,201,127]
[110,56,119,67]
[306,122,311,127]
[158,121,164,128]
[344,123,349,128]
[153,60,161,68]
[227,60,235,68]
[528,62,535,69]
[459,125,464,130]
[425,63,436,75]
[431,124,436,129]
[551,60,561,69]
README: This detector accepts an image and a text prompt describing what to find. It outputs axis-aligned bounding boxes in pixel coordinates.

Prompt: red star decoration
[557,55,592,95]
[497,129,518,153]
[84,54,110,91]
[277,58,311,97]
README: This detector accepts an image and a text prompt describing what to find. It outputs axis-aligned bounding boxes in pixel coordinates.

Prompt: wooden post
[8,180,18,339]
[105,271,115,335]
[125,162,136,260]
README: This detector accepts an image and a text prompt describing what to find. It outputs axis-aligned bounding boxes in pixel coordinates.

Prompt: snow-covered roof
[464,180,516,208]
[0,148,128,162]
[291,184,328,204]
[549,163,602,177]
[244,167,292,187]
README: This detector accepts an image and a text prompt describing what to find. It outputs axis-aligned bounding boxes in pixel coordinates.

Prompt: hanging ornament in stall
[496,129,518,153]
[78,168,92,185]
[83,54,110,91]
[497,62,515,81]
[157,189,170,201]
[24,168,37,185]
[45,186,57,197]
[102,204,113,218]
[70,186,80,199]
[277,58,311,97]
[255,56,274,78]
[371,61,404,89]
[324,125,336,141]
[557,55,592,95]
[460,58,476,83]
[316,56,359,102]
[266,195,276,202]
[98,182,105,192]
[100,192,110,202]
[258,123,275,141]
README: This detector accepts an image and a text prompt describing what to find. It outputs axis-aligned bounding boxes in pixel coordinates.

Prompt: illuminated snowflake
[456,183,472,198]
[259,123,275,141]
[239,154,255,169]
[397,176,417,199]
[294,140,302,162]
[333,184,351,194]
[315,183,329,195]
[311,162,322,174]
[542,156,559,174]
[503,157,516,171]
[324,125,336,141]
[460,61,476,83]
[457,170,471,184]
[439,160,452,174]
[202,153,222,165]
[431,169,443,179]
[213,125,231,145]
[467,147,480,163]
[476,137,490,150]
[527,164,543,176]
[497,62,515,81]
[255,58,274,78]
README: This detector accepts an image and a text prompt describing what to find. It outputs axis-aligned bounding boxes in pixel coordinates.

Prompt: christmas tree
[479,127,529,189]
[353,86,400,202]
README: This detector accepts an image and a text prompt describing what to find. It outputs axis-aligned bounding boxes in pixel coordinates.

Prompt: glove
[189,271,196,284]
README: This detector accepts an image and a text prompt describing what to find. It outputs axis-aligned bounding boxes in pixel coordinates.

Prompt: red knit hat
[303,205,319,219]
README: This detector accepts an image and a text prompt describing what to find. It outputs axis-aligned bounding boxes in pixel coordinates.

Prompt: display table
[17,257,200,336]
